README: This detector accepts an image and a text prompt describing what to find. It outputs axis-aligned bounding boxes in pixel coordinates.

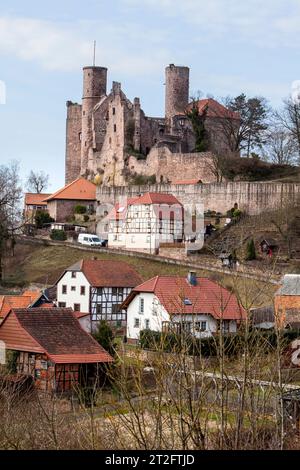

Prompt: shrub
[50,229,67,241]
[74,205,87,214]
[34,210,54,228]
[139,328,296,358]
[233,209,242,218]
[83,215,89,222]
[93,320,116,358]
[245,238,256,261]
[130,174,156,185]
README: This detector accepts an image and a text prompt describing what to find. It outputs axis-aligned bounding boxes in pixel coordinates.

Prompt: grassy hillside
[2,241,277,308]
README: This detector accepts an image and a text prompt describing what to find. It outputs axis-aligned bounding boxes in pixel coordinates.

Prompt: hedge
[139,328,300,358]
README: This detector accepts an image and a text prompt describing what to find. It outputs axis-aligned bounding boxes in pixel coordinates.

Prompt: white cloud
[0,17,91,71]
[0,16,171,75]
[123,0,300,48]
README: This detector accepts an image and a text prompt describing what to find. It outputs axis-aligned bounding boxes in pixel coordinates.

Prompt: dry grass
[2,242,277,307]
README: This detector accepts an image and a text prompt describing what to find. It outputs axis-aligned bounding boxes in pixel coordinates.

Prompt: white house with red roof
[106,192,184,254]
[122,271,246,341]
[56,258,142,331]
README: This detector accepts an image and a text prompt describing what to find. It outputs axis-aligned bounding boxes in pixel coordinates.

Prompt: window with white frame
[134,318,140,328]
[152,298,158,316]
[145,319,150,329]
[195,321,207,331]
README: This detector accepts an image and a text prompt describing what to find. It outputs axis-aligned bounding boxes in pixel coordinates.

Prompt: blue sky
[1,0,300,190]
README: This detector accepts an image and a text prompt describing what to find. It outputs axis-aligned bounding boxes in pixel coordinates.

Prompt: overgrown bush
[139,328,300,358]
[74,205,87,214]
[50,229,67,241]
[130,174,156,185]
[34,210,54,228]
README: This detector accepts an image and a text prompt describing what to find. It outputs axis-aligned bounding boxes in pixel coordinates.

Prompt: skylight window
[183,298,192,306]
[117,207,125,213]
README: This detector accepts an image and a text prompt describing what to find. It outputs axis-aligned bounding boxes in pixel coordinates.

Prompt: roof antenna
[93,40,96,67]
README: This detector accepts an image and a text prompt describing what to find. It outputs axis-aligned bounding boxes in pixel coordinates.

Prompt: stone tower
[65,101,82,184]
[81,66,108,174]
[165,64,190,128]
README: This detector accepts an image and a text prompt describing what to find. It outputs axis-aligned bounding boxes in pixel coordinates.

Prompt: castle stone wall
[127,147,216,183]
[96,181,300,215]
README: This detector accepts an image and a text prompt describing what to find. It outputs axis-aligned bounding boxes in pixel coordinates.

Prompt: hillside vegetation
[1,240,276,308]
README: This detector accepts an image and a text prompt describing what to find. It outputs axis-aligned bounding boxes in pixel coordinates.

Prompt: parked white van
[77,233,103,247]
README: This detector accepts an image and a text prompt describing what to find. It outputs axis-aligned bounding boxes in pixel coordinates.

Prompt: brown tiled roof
[65,259,142,288]
[0,308,112,364]
[123,275,246,320]
[187,98,240,120]
[25,193,50,206]
[44,178,96,202]
[130,192,182,206]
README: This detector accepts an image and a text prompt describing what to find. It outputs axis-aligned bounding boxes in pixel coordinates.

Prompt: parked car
[77,233,103,247]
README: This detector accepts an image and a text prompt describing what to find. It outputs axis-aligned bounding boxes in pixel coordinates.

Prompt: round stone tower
[81,66,108,174]
[165,64,190,124]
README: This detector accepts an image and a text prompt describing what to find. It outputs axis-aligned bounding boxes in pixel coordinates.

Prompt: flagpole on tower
[93,40,96,67]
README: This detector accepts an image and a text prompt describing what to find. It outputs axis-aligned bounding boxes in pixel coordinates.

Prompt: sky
[1,0,300,191]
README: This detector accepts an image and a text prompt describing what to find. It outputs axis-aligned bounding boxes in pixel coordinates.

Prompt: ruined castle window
[159,128,164,136]
[83,111,86,116]
[146,147,150,155]
[114,124,117,132]
[112,107,116,115]
[160,176,164,183]
[109,137,112,144]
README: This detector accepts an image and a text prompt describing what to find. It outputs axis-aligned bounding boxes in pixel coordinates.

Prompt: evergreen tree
[93,320,116,357]
[245,238,256,261]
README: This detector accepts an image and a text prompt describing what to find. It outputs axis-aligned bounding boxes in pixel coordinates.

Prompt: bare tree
[264,125,297,165]
[274,98,300,163]
[0,161,22,281]
[26,170,49,193]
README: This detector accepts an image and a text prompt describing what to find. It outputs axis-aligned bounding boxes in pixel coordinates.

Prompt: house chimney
[187,271,197,286]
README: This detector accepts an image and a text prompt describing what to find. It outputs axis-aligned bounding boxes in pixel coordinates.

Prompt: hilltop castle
[65,64,238,186]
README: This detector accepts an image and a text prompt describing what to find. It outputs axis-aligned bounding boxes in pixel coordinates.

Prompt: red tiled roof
[0,292,54,321]
[0,296,33,321]
[0,308,113,364]
[187,98,240,120]
[130,192,182,206]
[24,193,51,206]
[123,276,246,320]
[74,312,90,319]
[22,290,42,304]
[173,179,202,185]
[44,178,96,202]
[106,197,140,221]
[64,259,142,288]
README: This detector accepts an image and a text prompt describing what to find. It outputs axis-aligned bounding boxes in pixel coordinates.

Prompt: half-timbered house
[106,192,184,254]
[56,259,142,331]
[0,308,113,393]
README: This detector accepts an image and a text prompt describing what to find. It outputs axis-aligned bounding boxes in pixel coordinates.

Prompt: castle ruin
[65,64,238,186]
